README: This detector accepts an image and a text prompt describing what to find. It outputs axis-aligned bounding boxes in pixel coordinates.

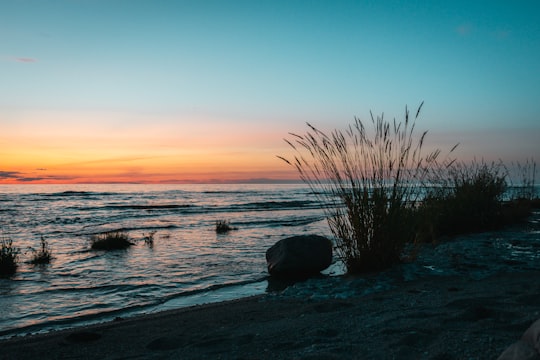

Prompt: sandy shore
[1,270,539,360]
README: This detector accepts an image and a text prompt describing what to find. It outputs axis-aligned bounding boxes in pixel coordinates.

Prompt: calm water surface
[0,184,330,337]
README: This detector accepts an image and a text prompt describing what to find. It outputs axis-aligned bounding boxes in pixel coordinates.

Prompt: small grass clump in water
[90,231,133,250]
[29,236,53,265]
[0,237,18,276]
[215,220,236,234]
[142,231,156,247]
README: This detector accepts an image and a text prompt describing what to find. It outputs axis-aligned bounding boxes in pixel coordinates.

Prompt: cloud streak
[0,171,22,179]
[0,170,75,183]
[15,57,38,63]
[0,55,38,63]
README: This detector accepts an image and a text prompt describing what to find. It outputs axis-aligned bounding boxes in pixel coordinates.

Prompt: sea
[0,184,331,337]
[1,183,539,338]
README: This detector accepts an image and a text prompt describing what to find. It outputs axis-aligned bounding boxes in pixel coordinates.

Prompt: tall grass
[279,103,452,273]
[0,236,18,276]
[421,160,507,236]
[511,158,537,201]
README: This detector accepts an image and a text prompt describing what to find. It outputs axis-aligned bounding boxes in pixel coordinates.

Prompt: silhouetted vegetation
[142,231,156,247]
[0,236,18,276]
[419,159,539,239]
[281,103,538,274]
[421,160,508,237]
[90,231,133,250]
[511,158,537,201]
[215,220,236,234]
[28,235,53,265]
[280,103,455,273]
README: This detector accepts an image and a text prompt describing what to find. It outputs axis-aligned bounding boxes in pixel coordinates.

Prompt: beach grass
[0,236,18,276]
[279,103,455,273]
[215,219,236,234]
[511,158,537,200]
[421,160,511,237]
[279,102,540,274]
[90,231,133,250]
[28,235,53,265]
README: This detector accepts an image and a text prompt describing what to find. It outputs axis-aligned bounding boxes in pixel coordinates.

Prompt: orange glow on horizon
[1,144,299,184]
[0,114,299,184]
[5,111,536,184]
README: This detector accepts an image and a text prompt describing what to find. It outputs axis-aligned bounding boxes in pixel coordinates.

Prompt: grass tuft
[90,231,133,250]
[216,220,236,234]
[0,236,18,276]
[29,235,53,265]
[422,160,508,236]
[142,231,156,247]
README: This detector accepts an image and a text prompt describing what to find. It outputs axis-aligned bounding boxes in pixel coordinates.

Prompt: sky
[1,0,539,184]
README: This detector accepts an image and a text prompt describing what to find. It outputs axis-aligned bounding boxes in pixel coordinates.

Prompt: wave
[0,277,267,339]
[229,200,320,211]
[202,190,257,194]
[104,204,194,210]
[232,216,325,228]
[75,224,179,237]
[73,200,320,216]
[45,191,117,197]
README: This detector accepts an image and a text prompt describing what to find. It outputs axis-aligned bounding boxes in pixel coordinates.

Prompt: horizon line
[0,178,305,185]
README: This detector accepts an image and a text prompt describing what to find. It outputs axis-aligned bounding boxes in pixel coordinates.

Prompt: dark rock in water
[266,235,332,279]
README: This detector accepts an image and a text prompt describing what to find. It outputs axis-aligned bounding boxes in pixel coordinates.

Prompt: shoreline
[0,278,271,340]
[2,270,539,359]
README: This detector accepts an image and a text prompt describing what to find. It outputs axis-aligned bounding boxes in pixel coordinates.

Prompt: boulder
[265,235,333,279]
[523,318,540,354]
[497,340,540,360]
[498,319,540,360]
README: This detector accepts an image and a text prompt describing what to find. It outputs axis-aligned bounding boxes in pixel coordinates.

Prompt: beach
[2,270,539,360]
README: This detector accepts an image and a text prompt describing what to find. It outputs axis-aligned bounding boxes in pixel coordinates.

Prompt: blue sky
[1,0,539,183]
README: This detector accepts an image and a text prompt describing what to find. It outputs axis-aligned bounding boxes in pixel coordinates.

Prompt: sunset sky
[1,0,539,184]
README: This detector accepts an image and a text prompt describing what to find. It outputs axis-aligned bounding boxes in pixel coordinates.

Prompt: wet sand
[1,270,539,359]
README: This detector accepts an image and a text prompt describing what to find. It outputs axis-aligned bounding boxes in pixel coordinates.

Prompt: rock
[523,318,540,354]
[498,319,540,360]
[265,235,332,279]
[497,340,540,360]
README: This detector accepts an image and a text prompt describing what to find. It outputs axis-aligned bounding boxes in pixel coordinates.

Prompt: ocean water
[0,184,331,337]
[1,184,539,338]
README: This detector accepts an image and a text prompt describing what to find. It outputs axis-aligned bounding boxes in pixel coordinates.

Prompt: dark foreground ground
[1,270,539,360]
